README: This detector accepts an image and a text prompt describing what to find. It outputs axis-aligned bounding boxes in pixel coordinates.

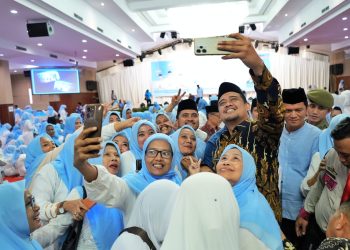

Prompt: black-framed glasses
[146,149,172,159]
[25,195,36,210]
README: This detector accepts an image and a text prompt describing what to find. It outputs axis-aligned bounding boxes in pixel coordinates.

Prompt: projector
[27,20,54,37]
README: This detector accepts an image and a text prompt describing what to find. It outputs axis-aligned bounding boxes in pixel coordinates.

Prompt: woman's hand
[218,33,265,76]
[74,127,102,169]
[181,156,201,176]
[63,199,88,221]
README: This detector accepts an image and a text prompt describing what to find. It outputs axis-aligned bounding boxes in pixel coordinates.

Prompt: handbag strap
[120,226,156,250]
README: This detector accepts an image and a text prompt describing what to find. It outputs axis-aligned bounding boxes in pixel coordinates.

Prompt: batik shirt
[202,66,284,221]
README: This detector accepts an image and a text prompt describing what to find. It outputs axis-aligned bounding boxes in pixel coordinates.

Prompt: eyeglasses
[25,195,36,210]
[146,149,172,159]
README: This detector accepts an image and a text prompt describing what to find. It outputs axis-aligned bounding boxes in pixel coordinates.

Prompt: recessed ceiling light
[0,53,4,57]
[14,70,17,73]
[304,38,308,42]
[343,17,348,21]
[101,2,105,6]
[345,36,349,39]
[82,39,87,43]
[284,13,288,17]
[82,56,87,59]
[10,10,18,14]
[115,54,119,57]
[30,59,35,62]
[37,43,43,46]
[83,49,88,53]
[344,28,348,31]
[131,29,135,32]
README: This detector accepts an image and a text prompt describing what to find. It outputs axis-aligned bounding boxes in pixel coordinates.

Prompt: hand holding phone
[194,36,237,56]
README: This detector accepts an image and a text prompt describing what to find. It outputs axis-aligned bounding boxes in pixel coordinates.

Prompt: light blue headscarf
[122,105,132,120]
[123,133,182,195]
[4,144,17,164]
[53,130,83,191]
[129,120,157,160]
[39,122,61,146]
[63,113,81,138]
[0,181,42,249]
[170,125,197,180]
[319,113,350,159]
[58,104,67,113]
[220,144,283,250]
[102,111,122,126]
[24,134,53,188]
[76,141,124,249]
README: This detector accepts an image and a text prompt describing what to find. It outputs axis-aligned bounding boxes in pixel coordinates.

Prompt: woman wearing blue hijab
[74,131,182,222]
[61,141,124,249]
[0,181,42,249]
[63,113,82,139]
[129,119,156,160]
[30,129,87,249]
[216,144,283,250]
[25,134,56,188]
[170,125,198,180]
[154,112,174,135]
[102,111,122,126]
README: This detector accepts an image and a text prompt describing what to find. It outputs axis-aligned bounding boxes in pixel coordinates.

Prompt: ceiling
[0,0,349,73]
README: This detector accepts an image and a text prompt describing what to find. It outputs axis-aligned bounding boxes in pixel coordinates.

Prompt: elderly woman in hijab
[161,173,240,250]
[129,120,157,161]
[170,125,200,180]
[33,141,124,249]
[154,112,174,135]
[215,144,283,249]
[113,180,179,250]
[74,130,181,222]
[40,122,62,146]
[24,134,56,187]
[63,113,82,139]
[29,129,87,249]
[0,181,42,249]
[301,113,350,197]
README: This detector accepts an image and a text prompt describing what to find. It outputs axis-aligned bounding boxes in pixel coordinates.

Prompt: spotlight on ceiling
[254,40,259,48]
[171,31,177,39]
[171,44,176,51]
[158,49,162,55]
[249,24,256,31]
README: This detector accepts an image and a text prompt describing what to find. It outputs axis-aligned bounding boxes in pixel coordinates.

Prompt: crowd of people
[1,33,350,250]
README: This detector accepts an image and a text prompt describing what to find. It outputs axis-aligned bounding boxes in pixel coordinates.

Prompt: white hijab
[113,180,179,249]
[161,172,240,250]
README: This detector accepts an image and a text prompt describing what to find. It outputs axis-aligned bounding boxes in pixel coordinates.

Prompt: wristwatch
[57,202,66,215]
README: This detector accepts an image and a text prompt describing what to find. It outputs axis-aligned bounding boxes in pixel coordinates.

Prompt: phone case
[84,104,103,139]
[194,36,236,56]
[82,198,96,210]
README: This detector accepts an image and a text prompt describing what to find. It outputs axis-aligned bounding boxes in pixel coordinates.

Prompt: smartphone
[84,104,103,139]
[82,198,96,210]
[136,159,142,172]
[194,36,236,56]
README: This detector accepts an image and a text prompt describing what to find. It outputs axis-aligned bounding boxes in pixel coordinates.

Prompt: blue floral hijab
[170,125,197,180]
[0,181,42,249]
[123,133,182,195]
[129,120,157,160]
[24,134,53,188]
[220,144,283,250]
